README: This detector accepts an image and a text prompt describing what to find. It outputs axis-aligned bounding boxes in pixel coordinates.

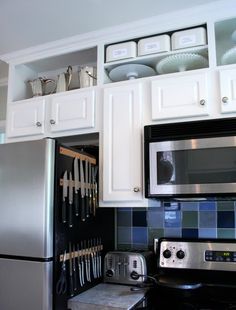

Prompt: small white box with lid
[106,41,137,62]
[171,27,207,50]
[138,35,171,56]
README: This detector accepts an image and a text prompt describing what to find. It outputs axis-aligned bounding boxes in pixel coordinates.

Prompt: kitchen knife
[80,241,85,285]
[69,243,74,297]
[73,158,79,217]
[85,159,89,218]
[80,160,86,221]
[91,238,97,279]
[94,166,98,213]
[68,172,73,228]
[77,243,83,287]
[62,171,68,223]
[88,161,92,215]
[98,237,102,277]
[72,244,77,291]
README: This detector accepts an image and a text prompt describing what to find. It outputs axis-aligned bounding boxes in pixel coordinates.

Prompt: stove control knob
[106,269,114,277]
[130,271,140,280]
[176,250,185,259]
[163,249,172,259]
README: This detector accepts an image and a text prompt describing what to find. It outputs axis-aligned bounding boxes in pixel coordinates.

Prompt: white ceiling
[0,0,223,78]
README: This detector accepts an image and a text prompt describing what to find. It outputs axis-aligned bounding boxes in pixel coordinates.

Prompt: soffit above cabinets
[0,0,223,55]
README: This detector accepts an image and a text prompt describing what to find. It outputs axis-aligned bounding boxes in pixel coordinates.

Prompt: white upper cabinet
[219,66,236,113]
[151,70,209,120]
[49,88,95,133]
[7,88,96,139]
[102,82,144,202]
[7,97,45,138]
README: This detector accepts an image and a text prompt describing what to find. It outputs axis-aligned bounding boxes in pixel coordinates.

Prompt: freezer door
[0,139,55,258]
[0,258,52,310]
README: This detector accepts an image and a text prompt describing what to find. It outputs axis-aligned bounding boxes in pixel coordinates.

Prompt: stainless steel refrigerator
[0,139,55,310]
[0,138,115,310]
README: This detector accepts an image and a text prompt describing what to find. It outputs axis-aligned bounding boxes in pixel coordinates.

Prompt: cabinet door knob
[222,96,229,104]
[199,99,206,106]
[133,187,140,192]
[36,121,42,127]
[50,119,56,125]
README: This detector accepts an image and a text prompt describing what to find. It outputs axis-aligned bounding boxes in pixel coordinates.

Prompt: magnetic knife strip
[59,146,98,224]
[56,240,103,296]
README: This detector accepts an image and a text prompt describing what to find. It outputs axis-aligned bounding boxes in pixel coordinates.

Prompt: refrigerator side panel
[0,258,52,310]
[0,138,55,258]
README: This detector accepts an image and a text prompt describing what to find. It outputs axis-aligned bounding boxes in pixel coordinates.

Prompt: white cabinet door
[219,67,236,113]
[151,71,209,120]
[7,98,45,138]
[49,89,95,133]
[103,83,143,201]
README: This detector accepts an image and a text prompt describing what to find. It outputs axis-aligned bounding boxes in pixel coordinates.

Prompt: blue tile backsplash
[116,201,236,250]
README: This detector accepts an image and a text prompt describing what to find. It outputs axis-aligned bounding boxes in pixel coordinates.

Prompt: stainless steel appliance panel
[0,258,52,310]
[159,240,236,271]
[0,139,55,258]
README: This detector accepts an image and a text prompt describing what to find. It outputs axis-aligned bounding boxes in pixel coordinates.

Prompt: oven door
[149,136,236,196]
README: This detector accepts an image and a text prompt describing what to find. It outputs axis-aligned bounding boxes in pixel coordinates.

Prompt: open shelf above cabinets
[12,47,97,102]
[215,17,236,66]
[103,24,209,84]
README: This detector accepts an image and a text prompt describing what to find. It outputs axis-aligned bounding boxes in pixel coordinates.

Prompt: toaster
[104,251,155,285]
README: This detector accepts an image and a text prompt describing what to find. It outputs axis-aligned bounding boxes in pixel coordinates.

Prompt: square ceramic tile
[199,201,216,211]
[147,210,164,228]
[117,227,132,244]
[198,228,217,238]
[132,227,148,244]
[181,202,199,211]
[132,210,147,227]
[182,211,198,228]
[164,211,181,228]
[217,229,235,239]
[164,228,182,238]
[182,229,198,238]
[117,210,132,227]
[217,201,235,211]
[199,211,216,228]
[217,211,235,228]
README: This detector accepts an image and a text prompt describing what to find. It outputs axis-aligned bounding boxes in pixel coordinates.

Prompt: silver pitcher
[28,77,56,97]
[78,66,97,88]
[56,65,73,93]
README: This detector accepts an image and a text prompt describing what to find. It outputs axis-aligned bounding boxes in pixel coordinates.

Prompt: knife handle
[62,200,67,223]
[73,268,77,291]
[68,203,73,228]
[74,193,79,217]
[81,198,86,222]
[85,196,90,218]
[69,275,74,297]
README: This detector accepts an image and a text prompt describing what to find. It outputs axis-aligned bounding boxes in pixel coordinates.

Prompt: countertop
[67,283,147,310]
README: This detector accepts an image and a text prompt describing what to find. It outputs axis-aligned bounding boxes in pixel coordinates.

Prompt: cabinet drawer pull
[36,121,42,127]
[199,99,206,106]
[50,119,56,125]
[222,96,229,104]
[133,187,140,193]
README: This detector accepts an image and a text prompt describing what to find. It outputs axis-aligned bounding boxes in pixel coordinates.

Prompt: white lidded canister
[171,27,207,50]
[106,41,137,62]
[138,34,171,56]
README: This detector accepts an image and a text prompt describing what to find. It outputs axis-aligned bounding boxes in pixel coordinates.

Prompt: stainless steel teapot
[28,77,56,97]
[56,65,73,93]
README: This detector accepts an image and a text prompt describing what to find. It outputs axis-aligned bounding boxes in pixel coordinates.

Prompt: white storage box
[106,41,137,62]
[171,27,207,50]
[138,34,171,56]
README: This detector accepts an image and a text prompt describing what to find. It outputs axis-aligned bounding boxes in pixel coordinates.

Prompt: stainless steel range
[153,238,236,310]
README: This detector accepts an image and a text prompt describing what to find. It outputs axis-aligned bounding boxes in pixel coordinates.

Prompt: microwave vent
[145,118,236,141]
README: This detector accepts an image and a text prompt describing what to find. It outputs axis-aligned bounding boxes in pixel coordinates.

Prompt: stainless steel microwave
[144,118,236,198]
